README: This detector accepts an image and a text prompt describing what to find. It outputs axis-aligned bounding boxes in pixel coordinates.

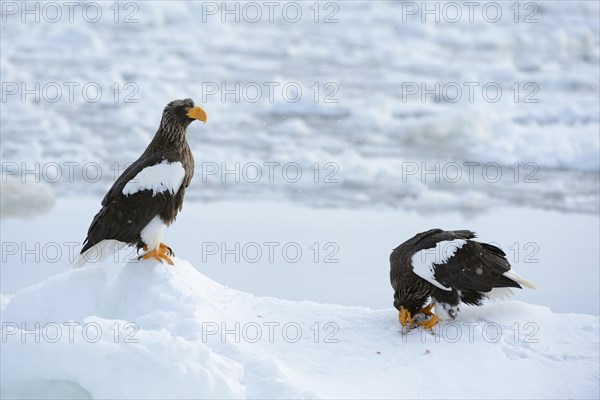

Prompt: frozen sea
[1,1,599,213]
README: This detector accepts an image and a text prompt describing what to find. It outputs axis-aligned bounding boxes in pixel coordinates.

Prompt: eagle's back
[390,229,524,310]
[80,142,193,254]
[390,229,475,280]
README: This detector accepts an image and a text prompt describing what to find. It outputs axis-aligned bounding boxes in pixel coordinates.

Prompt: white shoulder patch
[411,239,467,291]
[122,161,186,197]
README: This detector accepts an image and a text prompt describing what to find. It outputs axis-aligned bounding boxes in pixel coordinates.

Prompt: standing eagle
[74,99,207,267]
[390,229,535,329]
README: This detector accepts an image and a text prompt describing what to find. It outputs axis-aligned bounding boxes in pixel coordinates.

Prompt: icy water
[1,1,599,214]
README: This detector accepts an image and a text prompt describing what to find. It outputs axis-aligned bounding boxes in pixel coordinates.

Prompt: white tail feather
[503,270,536,289]
[485,288,515,301]
[72,240,126,268]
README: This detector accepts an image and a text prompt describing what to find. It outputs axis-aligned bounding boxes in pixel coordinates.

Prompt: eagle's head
[393,280,429,316]
[394,292,430,328]
[162,98,207,129]
[393,295,425,316]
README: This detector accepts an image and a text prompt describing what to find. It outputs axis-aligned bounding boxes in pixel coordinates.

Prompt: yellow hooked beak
[186,106,207,124]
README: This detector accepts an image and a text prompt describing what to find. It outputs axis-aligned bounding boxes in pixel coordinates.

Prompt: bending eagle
[75,99,206,267]
[390,229,535,329]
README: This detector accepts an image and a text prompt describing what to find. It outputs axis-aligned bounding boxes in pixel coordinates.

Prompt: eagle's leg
[159,243,174,257]
[138,245,175,265]
[418,315,439,330]
[415,303,440,330]
[420,303,435,316]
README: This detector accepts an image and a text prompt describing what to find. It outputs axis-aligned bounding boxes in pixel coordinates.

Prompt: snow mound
[2,258,599,399]
[1,260,245,399]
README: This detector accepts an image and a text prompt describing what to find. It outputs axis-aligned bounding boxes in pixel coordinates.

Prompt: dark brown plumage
[390,229,535,329]
[76,99,206,266]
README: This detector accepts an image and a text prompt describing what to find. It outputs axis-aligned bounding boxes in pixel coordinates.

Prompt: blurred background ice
[2,1,599,214]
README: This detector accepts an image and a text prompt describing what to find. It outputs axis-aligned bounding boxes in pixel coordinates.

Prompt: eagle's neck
[148,117,190,152]
[153,110,191,144]
[156,125,187,146]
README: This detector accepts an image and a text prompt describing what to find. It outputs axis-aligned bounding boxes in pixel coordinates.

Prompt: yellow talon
[139,244,175,266]
[418,314,439,330]
[159,242,174,256]
[398,308,414,327]
[420,303,435,316]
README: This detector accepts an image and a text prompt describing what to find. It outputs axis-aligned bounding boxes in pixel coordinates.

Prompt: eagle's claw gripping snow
[398,305,439,330]
[138,243,175,265]
[398,308,414,327]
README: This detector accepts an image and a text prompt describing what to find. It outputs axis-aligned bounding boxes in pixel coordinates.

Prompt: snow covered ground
[1,198,599,398]
[2,257,598,399]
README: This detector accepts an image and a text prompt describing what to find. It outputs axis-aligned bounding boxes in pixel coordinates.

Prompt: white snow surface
[122,161,185,197]
[411,238,467,291]
[2,257,598,399]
